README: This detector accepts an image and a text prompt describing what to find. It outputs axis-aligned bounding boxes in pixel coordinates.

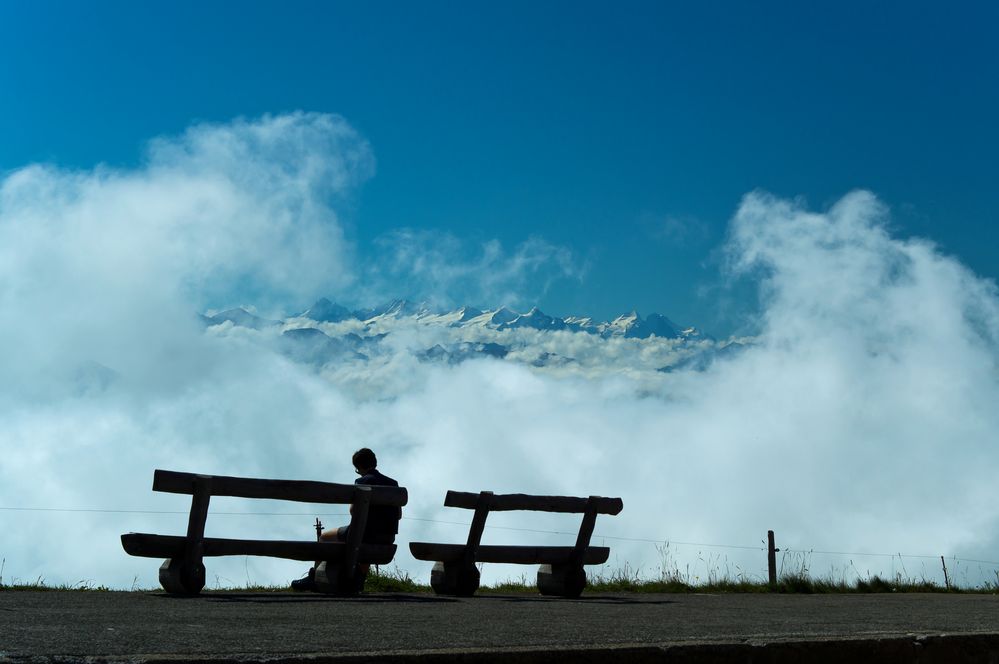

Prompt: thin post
[314,486,371,595]
[462,491,493,567]
[767,530,777,586]
[941,555,950,590]
[429,491,492,597]
[537,496,598,598]
[185,477,211,564]
[570,497,599,566]
[343,486,371,574]
[157,475,211,594]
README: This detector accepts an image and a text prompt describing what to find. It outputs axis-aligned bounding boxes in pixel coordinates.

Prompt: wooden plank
[152,469,407,507]
[443,491,622,515]
[409,542,610,565]
[121,533,396,564]
[183,475,211,576]
[462,491,492,566]
[570,498,600,565]
[342,486,371,572]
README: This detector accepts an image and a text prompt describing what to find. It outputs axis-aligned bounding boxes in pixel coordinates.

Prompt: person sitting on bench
[291,447,401,591]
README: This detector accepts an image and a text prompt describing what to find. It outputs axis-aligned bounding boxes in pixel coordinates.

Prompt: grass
[3,552,997,595]
[363,554,999,595]
[3,575,988,594]
[362,566,428,593]
[472,545,999,596]
[2,571,994,594]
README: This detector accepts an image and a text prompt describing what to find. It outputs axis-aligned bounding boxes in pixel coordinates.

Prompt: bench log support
[159,475,211,595]
[431,491,492,596]
[537,496,598,598]
[315,485,371,595]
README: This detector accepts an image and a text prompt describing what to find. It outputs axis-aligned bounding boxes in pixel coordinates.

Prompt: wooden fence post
[941,555,950,590]
[767,530,777,587]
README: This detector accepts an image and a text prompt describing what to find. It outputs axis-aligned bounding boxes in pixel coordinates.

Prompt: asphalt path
[2,591,999,662]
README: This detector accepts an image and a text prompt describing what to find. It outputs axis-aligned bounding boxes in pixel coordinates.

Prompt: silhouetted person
[291,447,401,591]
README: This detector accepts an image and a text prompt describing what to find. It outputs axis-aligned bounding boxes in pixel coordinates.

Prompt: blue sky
[1,1,996,335]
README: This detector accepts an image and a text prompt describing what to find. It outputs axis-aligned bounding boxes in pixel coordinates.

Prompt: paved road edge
[6,633,999,664]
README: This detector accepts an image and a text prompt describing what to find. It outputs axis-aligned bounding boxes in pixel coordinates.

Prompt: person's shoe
[291,567,316,592]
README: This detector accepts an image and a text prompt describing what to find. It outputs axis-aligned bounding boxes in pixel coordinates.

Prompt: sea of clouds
[1,112,998,589]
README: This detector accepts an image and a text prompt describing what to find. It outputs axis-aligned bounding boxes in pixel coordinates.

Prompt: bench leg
[159,558,205,595]
[314,561,368,596]
[430,561,480,597]
[537,564,586,598]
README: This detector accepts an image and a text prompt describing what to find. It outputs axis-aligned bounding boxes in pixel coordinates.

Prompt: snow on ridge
[200,298,736,382]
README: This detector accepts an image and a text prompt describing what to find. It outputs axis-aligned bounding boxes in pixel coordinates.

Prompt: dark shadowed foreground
[2,591,999,663]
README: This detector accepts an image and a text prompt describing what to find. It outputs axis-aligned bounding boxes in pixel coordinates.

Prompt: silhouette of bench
[120,469,407,595]
[409,490,623,597]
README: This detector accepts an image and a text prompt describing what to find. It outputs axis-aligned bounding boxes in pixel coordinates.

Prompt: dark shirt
[355,469,401,543]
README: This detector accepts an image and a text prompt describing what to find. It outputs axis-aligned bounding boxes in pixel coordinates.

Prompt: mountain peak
[613,310,641,322]
[302,298,351,322]
[489,307,519,325]
[456,305,484,322]
[205,307,278,330]
[501,307,566,331]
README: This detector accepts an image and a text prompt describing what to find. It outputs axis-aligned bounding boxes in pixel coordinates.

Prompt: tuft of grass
[588,577,695,593]
[586,562,694,594]
[853,575,948,594]
[218,584,289,593]
[773,572,816,594]
[363,566,430,593]
[0,576,115,592]
[482,573,538,595]
[699,579,769,593]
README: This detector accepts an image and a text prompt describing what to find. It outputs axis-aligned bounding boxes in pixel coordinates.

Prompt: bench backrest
[442,490,622,567]
[154,469,407,507]
[444,491,622,514]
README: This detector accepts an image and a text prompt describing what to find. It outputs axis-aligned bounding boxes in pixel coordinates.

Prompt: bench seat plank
[443,491,622,515]
[122,533,396,564]
[152,469,408,507]
[409,542,610,565]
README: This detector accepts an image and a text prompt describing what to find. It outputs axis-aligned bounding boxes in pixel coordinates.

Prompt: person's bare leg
[315,526,345,567]
[319,529,343,542]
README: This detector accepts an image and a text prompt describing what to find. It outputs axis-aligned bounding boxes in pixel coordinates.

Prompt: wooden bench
[120,469,407,596]
[409,490,623,598]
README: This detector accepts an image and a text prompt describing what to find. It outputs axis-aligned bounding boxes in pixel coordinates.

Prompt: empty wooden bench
[409,490,623,598]
[121,469,408,595]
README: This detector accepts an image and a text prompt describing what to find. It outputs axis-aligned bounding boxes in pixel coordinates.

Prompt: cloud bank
[2,114,998,590]
[365,230,585,311]
[0,112,371,401]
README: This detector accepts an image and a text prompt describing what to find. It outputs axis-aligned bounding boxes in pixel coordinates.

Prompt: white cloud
[0,112,369,396]
[2,114,998,591]
[642,211,711,247]
[364,230,586,310]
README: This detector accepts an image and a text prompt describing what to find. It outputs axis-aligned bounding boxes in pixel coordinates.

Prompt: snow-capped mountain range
[209,297,704,338]
[202,298,748,377]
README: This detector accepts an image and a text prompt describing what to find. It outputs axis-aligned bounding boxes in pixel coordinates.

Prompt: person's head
[352,447,377,474]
